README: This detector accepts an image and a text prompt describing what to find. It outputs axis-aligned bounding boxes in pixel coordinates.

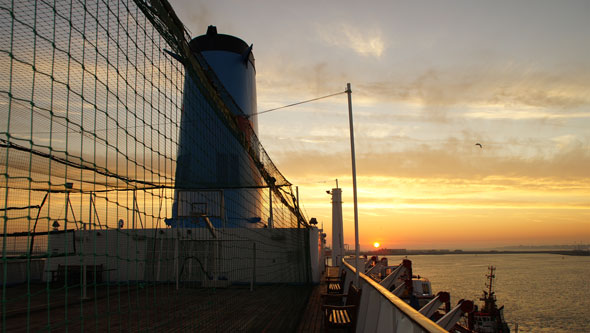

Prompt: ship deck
[3,282,323,332]
[296,266,340,332]
[2,270,338,332]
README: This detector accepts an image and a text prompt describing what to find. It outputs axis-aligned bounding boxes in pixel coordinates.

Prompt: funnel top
[190,25,252,57]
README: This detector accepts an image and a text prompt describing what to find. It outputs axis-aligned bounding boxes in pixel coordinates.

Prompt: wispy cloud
[551,134,580,150]
[464,109,590,120]
[357,67,590,115]
[316,23,385,58]
[273,138,590,180]
[257,60,590,126]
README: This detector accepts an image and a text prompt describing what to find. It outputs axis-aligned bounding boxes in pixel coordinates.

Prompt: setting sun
[373,242,380,248]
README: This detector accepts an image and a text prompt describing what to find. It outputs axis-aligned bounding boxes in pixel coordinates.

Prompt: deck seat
[322,281,362,332]
[326,269,346,294]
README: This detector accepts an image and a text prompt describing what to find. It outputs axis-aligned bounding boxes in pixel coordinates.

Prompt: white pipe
[331,188,344,265]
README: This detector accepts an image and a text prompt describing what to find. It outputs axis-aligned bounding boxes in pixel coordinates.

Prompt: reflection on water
[385,254,590,333]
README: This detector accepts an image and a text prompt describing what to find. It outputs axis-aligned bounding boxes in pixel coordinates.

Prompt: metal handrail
[342,257,447,333]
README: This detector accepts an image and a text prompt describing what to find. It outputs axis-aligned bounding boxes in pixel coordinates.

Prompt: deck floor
[3,283,314,332]
[296,266,341,332]
[296,280,324,332]
[3,268,341,332]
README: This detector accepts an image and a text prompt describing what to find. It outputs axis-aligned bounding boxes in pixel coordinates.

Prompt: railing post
[175,236,179,290]
[81,231,88,300]
[132,190,136,229]
[268,177,276,229]
[250,241,256,291]
[156,233,163,281]
[296,186,300,229]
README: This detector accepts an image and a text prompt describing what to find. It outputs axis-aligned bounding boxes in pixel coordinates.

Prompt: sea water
[386,253,590,332]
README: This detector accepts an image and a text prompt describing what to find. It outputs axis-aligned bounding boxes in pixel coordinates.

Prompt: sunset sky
[170,0,590,249]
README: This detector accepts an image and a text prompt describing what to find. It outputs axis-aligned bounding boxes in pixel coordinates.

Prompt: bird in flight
[475,143,483,148]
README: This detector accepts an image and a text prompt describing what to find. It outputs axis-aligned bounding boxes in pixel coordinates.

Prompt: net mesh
[1,0,314,330]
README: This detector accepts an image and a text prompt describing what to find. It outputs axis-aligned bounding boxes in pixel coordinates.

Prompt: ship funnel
[189,25,258,133]
[166,26,263,229]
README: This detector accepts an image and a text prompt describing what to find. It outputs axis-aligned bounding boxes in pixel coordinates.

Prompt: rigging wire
[249,90,346,118]
[4,90,347,135]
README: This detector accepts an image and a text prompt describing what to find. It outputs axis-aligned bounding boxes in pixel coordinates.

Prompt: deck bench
[48,264,109,285]
[322,281,362,332]
[326,269,346,294]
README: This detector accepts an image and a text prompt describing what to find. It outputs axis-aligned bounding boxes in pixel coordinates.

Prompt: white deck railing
[341,257,448,333]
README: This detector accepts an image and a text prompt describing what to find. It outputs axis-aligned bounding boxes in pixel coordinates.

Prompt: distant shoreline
[358,250,590,257]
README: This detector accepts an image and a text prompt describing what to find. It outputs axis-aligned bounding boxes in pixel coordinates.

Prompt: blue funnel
[166,26,264,229]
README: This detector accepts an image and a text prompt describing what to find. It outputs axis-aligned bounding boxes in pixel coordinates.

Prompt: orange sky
[285,167,590,250]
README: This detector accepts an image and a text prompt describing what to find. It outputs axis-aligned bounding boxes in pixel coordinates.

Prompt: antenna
[486,265,496,296]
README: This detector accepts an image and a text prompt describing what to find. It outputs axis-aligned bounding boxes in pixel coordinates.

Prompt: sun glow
[373,242,380,248]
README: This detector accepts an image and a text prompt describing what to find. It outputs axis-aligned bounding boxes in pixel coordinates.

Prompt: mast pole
[488,265,495,296]
[346,83,360,287]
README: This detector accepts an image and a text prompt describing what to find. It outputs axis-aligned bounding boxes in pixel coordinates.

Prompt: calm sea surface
[385,253,590,332]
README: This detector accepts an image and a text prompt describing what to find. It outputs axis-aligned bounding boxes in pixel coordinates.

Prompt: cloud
[273,138,590,180]
[257,58,590,126]
[464,109,590,120]
[186,3,213,32]
[280,148,590,227]
[357,67,590,117]
[316,23,385,58]
[257,61,347,102]
[551,135,580,150]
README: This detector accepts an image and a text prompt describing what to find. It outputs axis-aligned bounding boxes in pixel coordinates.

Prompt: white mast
[346,83,360,287]
[331,187,344,266]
